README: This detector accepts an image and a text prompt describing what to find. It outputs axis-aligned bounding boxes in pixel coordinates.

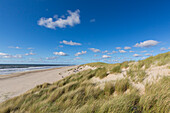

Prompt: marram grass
[0,52,170,113]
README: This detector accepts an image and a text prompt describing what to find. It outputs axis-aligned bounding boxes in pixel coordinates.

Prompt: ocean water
[0,64,69,75]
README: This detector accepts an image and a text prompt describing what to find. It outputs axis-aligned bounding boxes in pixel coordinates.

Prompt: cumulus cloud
[38,9,80,29]
[0,52,8,56]
[46,56,58,60]
[129,50,134,53]
[141,50,147,53]
[25,51,36,56]
[112,51,117,53]
[133,54,142,57]
[75,51,87,56]
[160,47,167,51]
[53,51,68,56]
[102,55,111,58]
[107,53,112,55]
[89,48,101,53]
[102,50,108,53]
[2,54,23,59]
[60,40,81,46]
[124,46,131,50]
[145,53,152,56]
[8,46,21,49]
[27,47,34,50]
[116,47,121,49]
[74,57,81,60]
[119,50,126,53]
[0,52,23,59]
[90,19,95,22]
[134,40,159,48]
[59,45,63,48]
[168,47,170,49]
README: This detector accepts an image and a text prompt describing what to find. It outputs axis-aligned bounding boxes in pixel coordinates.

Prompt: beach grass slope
[0,52,170,113]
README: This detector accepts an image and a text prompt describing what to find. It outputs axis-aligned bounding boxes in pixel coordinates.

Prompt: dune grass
[115,78,130,93]
[0,52,169,113]
[127,68,148,83]
[139,76,170,113]
[95,67,108,79]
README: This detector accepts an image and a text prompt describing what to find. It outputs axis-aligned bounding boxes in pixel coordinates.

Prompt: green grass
[110,64,122,74]
[95,67,108,79]
[127,68,148,83]
[104,82,115,96]
[0,52,169,113]
[139,76,170,113]
[137,52,170,69]
[115,78,130,93]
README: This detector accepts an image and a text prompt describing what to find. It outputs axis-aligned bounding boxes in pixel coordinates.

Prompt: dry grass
[0,52,169,113]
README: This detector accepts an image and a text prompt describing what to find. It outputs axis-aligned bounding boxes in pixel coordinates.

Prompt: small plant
[121,61,129,68]
[110,65,121,74]
[104,82,115,96]
[95,67,108,79]
[127,68,148,83]
[115,78,130,93]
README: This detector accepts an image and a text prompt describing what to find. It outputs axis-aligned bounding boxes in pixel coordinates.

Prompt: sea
[0,64,70,75]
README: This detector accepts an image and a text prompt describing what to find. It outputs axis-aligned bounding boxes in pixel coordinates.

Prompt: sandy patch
[0,66,76,103]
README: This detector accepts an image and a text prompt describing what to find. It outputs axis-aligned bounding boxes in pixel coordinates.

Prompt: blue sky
[0,0,170,64]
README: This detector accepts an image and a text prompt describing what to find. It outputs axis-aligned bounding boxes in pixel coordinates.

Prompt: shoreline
[0,66,64,80]
[0,66,77,103]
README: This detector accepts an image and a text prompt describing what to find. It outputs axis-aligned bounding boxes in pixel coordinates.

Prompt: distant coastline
[0,64,74,75]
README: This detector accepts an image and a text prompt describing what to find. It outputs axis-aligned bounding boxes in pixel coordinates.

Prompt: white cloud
[46,56,58,60]
[74,57,81,60]
[145,53,152,56]
[90,19,95,22]
[102,50,108,53]
[25,51,36,56]
[13,54,23,58]
[133,54,141,57]
[129,50,134,53]
[112,51,117,53]
[38,9,80,29]
[102,55,111,58]
[89,48,101,53]
[60,40,82,46]
[107,53,112,55]
[134,40,159,48]
[141,50,147,53]
[119,50,126,53]
[141,57,146,60]
[27,47,34,50]
[2,54,23,59]
[75,51,87,56]
[116,47,121,49]
[0,52,23,59]
[160,47,167,51]
[124,46,131,50]
[8,46,21,49]
[53,51,68,56]
[59,45,63,48]
[0,52,8,56]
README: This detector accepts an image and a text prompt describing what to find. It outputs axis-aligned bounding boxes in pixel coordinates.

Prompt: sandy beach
[0,66,77,103]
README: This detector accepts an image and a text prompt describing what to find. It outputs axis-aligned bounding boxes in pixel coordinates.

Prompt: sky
[0,0,170,64]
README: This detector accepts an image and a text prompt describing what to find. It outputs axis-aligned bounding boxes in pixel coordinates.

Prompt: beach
[0,66,77,103]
